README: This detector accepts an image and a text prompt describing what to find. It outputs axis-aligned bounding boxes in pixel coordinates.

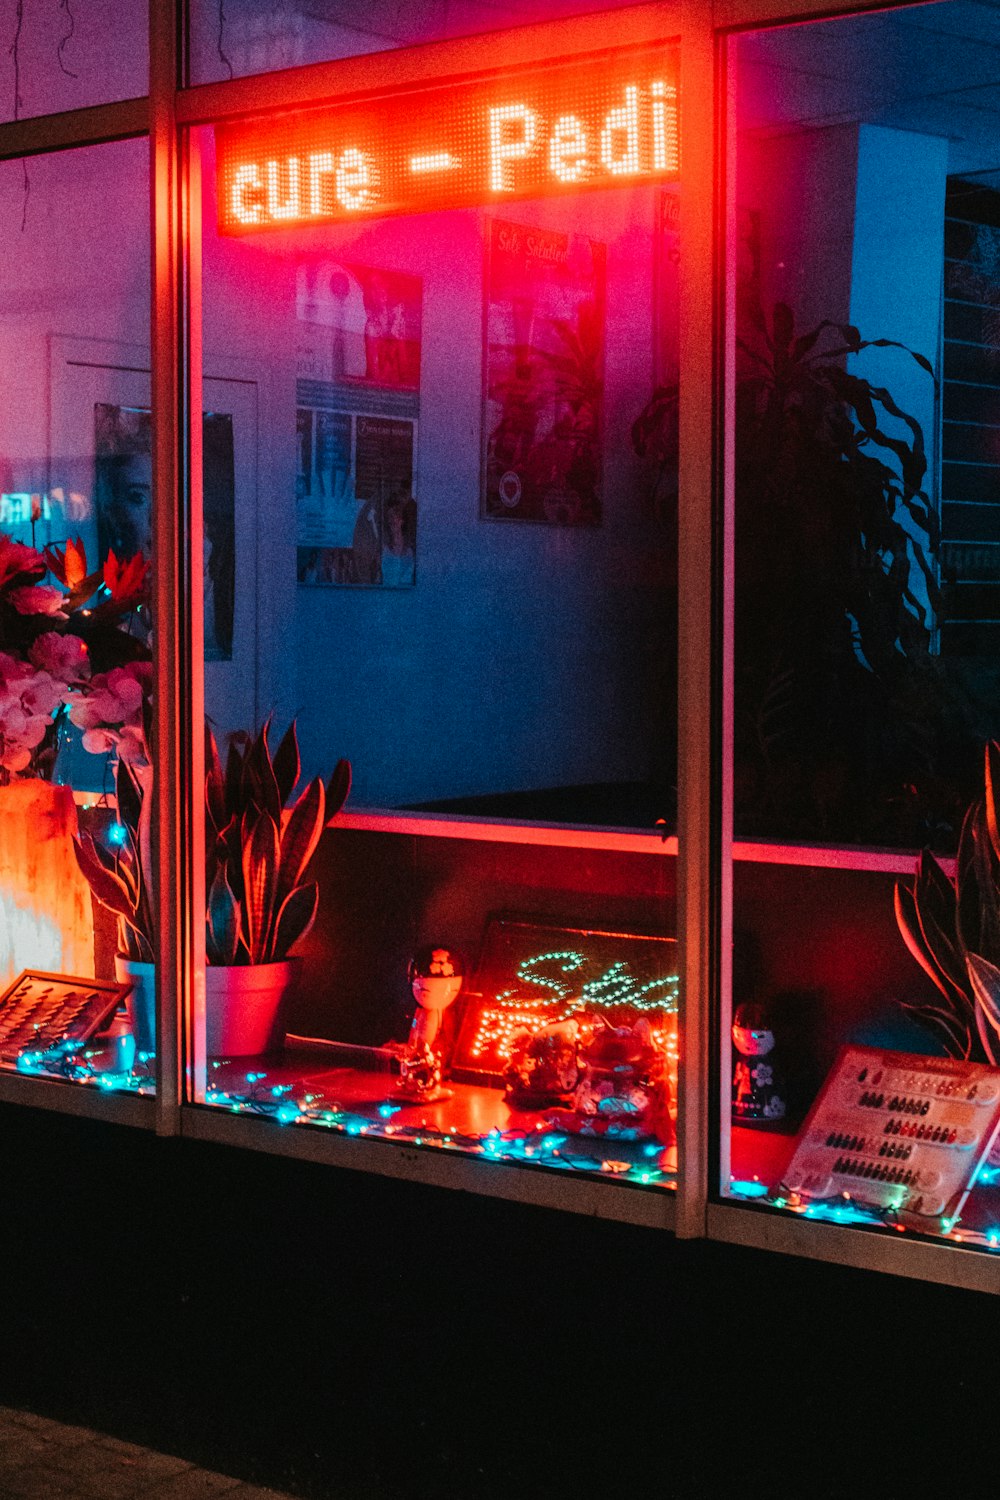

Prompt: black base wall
[1,1103,996,1499]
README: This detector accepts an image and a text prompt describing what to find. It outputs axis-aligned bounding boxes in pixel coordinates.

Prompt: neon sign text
[216,42,678,233]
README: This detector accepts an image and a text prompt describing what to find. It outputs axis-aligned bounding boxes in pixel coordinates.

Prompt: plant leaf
[241,812,279,965]
[242,719,281,825]
[277,776,325,903]
[206,861,241,966]
[271,882,319,962]
[968,952,1000,1042]
[985,742,1000,864]
[895,880,954,1002]
[271,720,300,807]
[898,997,971,1059]
[325,758,352,823]
[205,723,227,834]
[911,852,969,1001]
[116,756,143,837]
[73,835,135,920]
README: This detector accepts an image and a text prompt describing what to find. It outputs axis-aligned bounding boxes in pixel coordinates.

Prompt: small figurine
[504,1019,581,1109]
[732,1000,786,1124]
[546,1019,675,1144]
[395,946,464,1103]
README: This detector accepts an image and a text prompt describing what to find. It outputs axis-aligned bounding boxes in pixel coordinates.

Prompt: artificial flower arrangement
[0,531,150,782]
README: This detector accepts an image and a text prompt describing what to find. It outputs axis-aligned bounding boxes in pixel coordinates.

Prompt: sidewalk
[0,1406,301,1500]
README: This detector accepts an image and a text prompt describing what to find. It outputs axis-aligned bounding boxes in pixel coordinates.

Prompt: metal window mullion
[0,97,148,162]
[150,0,184,1135]
[674,11,725,1240]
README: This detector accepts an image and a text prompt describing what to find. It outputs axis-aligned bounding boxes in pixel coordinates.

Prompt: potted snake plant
[75,718,350,1056]
[894,741,1000,1064]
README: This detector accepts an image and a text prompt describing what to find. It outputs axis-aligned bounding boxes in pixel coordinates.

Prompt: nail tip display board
[779,1045,1000,1228]
[0,970,129,1065]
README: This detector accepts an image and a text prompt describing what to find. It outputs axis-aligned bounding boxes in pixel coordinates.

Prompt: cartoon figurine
[395,946,464,1103]
[504,1019,581,1109]
[732,1000,786,1124]
[546,1019,675,1144]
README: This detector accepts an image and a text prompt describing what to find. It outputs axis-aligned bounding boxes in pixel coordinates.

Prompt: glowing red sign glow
[216,42,679,233]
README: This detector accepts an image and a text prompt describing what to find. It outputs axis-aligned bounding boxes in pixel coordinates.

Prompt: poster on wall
[94,404,236,661]
[295,259,421,587]
[482,218,605,527]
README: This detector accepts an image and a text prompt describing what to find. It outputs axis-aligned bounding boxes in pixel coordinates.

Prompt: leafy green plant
[204,720,350,966]
[74,719,351,967]
[895,742,1000,1061]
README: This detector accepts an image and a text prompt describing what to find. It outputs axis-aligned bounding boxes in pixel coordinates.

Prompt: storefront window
[190,24,681,1194]
[0,3,146,123]
[723,3,1000,1251]
[0,139,155,1096]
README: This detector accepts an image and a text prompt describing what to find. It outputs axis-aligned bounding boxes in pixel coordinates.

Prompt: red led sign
[216,41,679,234]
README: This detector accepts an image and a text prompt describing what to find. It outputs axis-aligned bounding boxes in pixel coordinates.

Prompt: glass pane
[192,25,680,1194]
[0,2,146,123]
[191,0,664,83]
[0,140,154,1096]
[723,3,1000,1253]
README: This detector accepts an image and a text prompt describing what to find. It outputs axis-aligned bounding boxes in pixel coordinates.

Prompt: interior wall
[0,142,150,555]
[202,124,676,811]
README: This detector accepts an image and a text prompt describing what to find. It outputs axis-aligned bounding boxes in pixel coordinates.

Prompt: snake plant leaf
[206,861,241,966]
[895,880,954,1001]
[205,724,227,835]
[242,811,279,965]
[976,1006,999,1066]
[956,801,981,955]
[985,742,1000,864]
[272,719,301,807]
[912,852,969,1000]
[242,719,282,826]
[970,810,1000,964]
[325,758,352,823]
[73,835,136,921]
[115,756,142,837]
[272,881,319,962]
[968,952,1000,1044]
[224,734,247,821]
[898,997,972,1059]
[277,777,325,904]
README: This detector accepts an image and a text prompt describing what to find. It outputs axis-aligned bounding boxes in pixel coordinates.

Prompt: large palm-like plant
[635,300,978,844]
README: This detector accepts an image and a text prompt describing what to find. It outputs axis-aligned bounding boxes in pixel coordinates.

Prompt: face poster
[482,218,605,526]
[95,404,236,660]
[295,260,421,588]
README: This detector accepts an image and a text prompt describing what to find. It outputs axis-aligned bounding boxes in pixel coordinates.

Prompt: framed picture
[482,217,605,526]
[49,337,261,736]
[295,259,421,587]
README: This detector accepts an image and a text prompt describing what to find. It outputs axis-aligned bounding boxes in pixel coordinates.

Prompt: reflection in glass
[725,2,1000,1256]
[196,61,680,1186]
[0,141,154,1095]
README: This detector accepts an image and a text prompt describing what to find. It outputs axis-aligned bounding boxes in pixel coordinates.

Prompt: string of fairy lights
[729,1172,1000,1251]
[200,1063,675,1187]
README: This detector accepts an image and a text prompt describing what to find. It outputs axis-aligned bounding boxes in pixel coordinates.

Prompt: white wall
[201,128,676,808]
